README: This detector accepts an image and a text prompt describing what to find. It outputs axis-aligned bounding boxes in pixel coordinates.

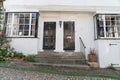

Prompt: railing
[79,37,86,58]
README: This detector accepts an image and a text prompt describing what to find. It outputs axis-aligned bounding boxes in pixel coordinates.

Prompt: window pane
[105,16,111,20]
[25,18,29,24]
[106,21,110,25]
[106,27,114,37]
[116,16,120,20]
[20,14,24,18]
[7,13,12,23]
[31,25,35,36]
[25,13,30,18]
[13,24,19,36]
[117,21,120,25]
[24,31,29,36]
[14,14,19,24]
[7,17,12,24]
[19,18,24,24]
[31,19,36,24]
[19,25,24,30]
[32,13,36,18]
[18,31,23,36]
[118,27,120,37]
[99,21,103,26]
[111,20,115,25]
[8,13,12,18]
[98,27,104,37]
[6,24,12,36]
[24,25,29,30]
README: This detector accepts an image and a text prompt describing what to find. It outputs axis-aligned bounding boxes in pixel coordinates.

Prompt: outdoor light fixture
[59,21,62,28]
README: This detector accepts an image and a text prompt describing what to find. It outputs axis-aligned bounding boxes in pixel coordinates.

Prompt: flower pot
[88,53,97,62]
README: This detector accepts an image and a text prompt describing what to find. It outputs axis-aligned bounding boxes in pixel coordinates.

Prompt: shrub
[107,64,116,70]
[0,33,10,57]
[25,55,36,62]
[14,52,26,58]
[0,32,26,61]
[0,56,6,62]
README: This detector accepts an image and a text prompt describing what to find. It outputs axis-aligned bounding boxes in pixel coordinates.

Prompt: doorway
[63,21,75,50]
[43,22,56,50]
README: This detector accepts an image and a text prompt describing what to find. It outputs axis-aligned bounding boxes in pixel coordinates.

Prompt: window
[96,14,120,38]
[5,12,38,37]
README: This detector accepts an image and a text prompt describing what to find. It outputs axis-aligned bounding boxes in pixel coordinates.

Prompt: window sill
[95,37,120,40]
[6,36,37,38]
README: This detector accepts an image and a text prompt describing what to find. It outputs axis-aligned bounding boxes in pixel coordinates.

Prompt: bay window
[5,12,38,37]
[96,14,120,39]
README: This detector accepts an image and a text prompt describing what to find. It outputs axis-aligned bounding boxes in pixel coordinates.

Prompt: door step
[32,63,90,70]
[35,52,87,65]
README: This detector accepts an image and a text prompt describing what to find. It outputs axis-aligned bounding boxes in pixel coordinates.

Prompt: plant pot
[88,53,97,62]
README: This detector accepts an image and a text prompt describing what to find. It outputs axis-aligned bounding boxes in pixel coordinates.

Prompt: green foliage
[107,64,116,70]
[0,33,10,58]
[14,52,25,58]
[0,56,6,62]
[25,55,36,62]
[0,31,26,62]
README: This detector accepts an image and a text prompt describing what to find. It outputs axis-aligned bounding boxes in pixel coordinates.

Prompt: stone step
[35,58,86,65]
[32,63,90,70]
[37,52,85,59]
[35,52,87,65]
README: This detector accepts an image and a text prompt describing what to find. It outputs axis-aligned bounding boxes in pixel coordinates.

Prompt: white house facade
[3,0,120,68]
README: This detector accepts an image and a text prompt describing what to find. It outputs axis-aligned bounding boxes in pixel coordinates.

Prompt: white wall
[10,38,38,55]
[96,40,120,68]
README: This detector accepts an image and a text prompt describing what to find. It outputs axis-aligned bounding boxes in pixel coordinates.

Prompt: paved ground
[0,68,115,80]
[0,61,120,80]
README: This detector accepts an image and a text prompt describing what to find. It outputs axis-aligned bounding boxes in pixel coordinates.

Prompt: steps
[35,52,87,65]
[32,63,90,70]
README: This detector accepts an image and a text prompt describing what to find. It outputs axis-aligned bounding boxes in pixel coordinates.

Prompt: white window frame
[6,12,37,37]
[96,14,120,39]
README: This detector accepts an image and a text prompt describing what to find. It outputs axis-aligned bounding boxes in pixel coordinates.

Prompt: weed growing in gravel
[25,55,36,62]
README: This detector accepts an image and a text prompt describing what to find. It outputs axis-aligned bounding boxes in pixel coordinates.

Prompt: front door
[43,22,56,50]
[63,21,75,50]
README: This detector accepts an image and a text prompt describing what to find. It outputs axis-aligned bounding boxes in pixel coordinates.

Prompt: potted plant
[88,48,97,62]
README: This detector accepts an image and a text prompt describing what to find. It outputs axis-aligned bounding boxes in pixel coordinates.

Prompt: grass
[0,61,120,80]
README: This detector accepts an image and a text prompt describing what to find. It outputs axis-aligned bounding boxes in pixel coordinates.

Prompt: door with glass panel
[43,22,56,50]
[63,21,75,50]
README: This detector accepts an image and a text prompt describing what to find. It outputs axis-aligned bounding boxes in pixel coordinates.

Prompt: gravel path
[0,68,116,80]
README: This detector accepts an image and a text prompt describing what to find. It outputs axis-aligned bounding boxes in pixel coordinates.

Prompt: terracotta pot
[88,53,97,62]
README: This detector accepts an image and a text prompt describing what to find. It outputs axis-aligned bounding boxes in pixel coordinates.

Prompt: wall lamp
[59,21,62,28]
